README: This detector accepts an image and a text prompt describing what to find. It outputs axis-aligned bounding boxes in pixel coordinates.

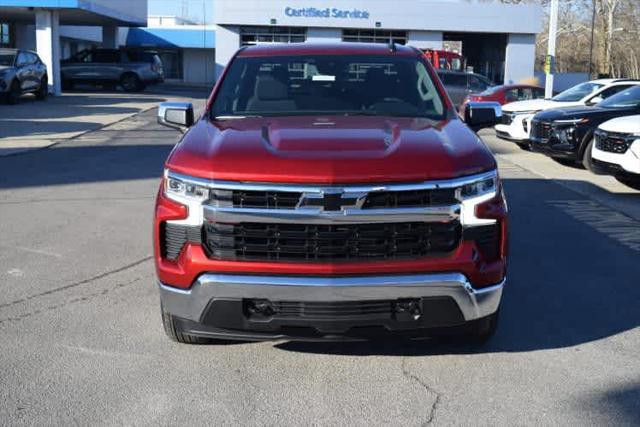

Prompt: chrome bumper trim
[159,273,504,324]
[167,170,498,193]
[203,205,460,224]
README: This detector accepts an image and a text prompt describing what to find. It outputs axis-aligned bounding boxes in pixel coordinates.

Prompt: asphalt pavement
[0,93,638,425]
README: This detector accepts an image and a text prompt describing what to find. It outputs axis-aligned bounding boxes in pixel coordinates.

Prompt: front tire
[7,79,21,104]
[581,138,599,173]
[466,310,499,344]
[161,305,216,344]
[36,76,48,100]
[120,73,143,92]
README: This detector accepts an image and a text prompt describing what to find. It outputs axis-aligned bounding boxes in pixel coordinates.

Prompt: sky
[148,0,214,24]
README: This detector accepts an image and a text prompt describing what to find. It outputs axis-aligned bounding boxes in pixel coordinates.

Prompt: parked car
[437,70,494,109]
[496,79,640,148]
[0,48,48,104]
[61,48,164,92]
[459,84,546,117]
[529,85,640,171]
[591,115,640,190]
[154,43,507,344]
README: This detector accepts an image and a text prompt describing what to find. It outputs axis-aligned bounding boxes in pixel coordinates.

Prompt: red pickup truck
[154,43,507,344]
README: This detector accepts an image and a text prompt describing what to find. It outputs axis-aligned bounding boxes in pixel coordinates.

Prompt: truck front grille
[531,120,552,142]
[213,188,457,210]
[204,221,462,261]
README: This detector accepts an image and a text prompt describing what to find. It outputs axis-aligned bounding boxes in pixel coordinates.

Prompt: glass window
[0,51,15,66]
[504,88,519,103]
[211,54,446,120]
[27,52,38,64]
[598,86,640,108]
[93,50,120,63]
[552,82,603,102]
[468,75,488,92]
[16,52,29,66]
[533,88,546,98]
[0,23,11,46]
[240,27,306,46]
[342,29,407,45]
[439,73,466,87]
[592,84,634,101]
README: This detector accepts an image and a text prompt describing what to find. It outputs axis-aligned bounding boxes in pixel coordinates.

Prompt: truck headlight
[456,172,501,226]
[164,170,209,202]
[458,175,496,200]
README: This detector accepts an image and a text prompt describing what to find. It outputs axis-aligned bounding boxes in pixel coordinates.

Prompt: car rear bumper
[159,272,504,341]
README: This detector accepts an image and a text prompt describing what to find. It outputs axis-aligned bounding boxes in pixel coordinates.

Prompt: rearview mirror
[464,102,502,130]
[158,102,194,131]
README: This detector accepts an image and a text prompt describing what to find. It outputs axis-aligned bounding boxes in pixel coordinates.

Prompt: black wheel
[161,305,215,344]
[516,141,532,151]
[120,73,143,92]
[466,310,499,344]
[7,79,21,104]
[615,175,640,191]
[581,138,599,173]
[36,76,48,100]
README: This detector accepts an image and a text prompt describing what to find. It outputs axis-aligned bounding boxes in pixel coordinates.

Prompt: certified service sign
[284,6,370,19]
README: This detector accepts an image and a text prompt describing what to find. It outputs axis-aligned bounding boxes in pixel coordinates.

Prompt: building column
[407,31,443,50]
[35,9,61,96]
[503,33,536,85]
[214,25,239,81]
[102,26,118,49]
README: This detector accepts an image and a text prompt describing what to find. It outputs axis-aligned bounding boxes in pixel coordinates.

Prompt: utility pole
[588,0,596,78]
[545,0,559,98]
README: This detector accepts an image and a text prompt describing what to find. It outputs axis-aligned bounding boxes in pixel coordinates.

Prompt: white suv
[495,79,640,147]
[591,115,640,190]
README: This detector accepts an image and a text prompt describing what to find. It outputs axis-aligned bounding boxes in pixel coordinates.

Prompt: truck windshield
[598,85,640,108]
[211,55,446,119]
[0,53,15,66]
[552,82,603,102]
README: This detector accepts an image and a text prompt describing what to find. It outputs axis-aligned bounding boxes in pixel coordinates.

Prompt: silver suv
[0,48,48,104]
[61,49,164,92]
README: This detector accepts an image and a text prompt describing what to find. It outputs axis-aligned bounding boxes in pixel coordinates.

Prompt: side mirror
[464,101,502,130]
[158,102,194,131]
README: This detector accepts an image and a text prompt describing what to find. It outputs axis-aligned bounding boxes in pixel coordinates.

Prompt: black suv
[61,49,164,92]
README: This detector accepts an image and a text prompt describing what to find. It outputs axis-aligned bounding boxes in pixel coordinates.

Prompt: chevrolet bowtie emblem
[298,191,365,211]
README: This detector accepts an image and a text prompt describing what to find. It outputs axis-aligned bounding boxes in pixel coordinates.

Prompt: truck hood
[502,98,580,113]
[534,105,635,122]
[165,115,496,184]
[599,114,640,133]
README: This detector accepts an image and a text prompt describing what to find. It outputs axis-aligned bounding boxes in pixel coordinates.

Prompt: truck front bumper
[159,273,504,341]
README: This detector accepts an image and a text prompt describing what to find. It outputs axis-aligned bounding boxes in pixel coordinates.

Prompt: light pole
[588,0,596,78]
[545,0,559,99]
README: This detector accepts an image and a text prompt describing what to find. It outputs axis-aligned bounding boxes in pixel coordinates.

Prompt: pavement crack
[0,256,153,310]
[401,358,441,425]
[0,275,149,324]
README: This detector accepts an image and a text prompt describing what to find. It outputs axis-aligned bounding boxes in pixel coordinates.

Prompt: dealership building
[1,0,543,91]
[213,0,543,84]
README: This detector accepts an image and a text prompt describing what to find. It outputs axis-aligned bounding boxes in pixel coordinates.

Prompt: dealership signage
[284,7,370,19]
